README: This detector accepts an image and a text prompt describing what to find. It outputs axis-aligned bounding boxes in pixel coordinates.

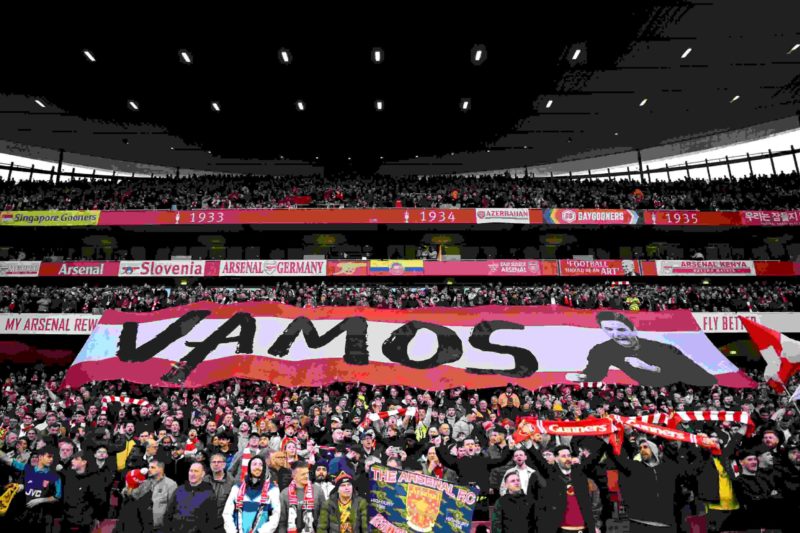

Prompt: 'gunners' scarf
[610,415,722,456]
[287,480,315,533]
[512,417,623,455]
[358,407,415,430]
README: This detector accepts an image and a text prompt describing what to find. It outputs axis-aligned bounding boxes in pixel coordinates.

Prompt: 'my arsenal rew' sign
[63,303,754,390]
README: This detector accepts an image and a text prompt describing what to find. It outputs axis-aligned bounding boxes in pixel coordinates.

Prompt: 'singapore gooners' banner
[63,303,755,389]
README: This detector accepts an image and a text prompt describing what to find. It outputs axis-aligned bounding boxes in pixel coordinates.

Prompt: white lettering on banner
[693,312,800,333]
[487,261,542,275]
[119,261,206,277]
[0,261,41,277]
[475,208,530,224]
[0,314,100,335]
[578,212,624,221]
[219,260,326,277]
[656,260,756,277]
[58,264,104,276]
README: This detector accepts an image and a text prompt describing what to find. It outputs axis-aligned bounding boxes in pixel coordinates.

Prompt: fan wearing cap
[731,448,782,530]
[61,451,105,532]
[316,472,368,533]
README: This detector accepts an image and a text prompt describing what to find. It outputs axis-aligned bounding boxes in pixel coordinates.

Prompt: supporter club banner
[475,208,530,224]
[119,260,213,277]
[218,260,326,277]
[0,261,41,277]
[0,210,100,226]
[544,209,639,225]
[739,210,800,227]
[63,303,754,389]
[368,465,478,533]
[369,260,424,276]
[656,260,756,276]
[0,314,100,335]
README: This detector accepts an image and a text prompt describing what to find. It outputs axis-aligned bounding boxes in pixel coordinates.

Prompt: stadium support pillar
[725,156,733,178]
[746,153,754,176]
[626,167,631,180]
[705,159,712,181]
[685,161,690,180]
[646,165,652,183]
[665,163,671,182]
[56,148,64,183]
[792,145,799,174]
[636,149,644,181]
[28,165,34,181]
[768,149,777,175]
[6,162,14,181]
[176,167,181,179]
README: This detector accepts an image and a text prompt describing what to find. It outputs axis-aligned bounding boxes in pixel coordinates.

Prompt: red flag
[740,317,800,394]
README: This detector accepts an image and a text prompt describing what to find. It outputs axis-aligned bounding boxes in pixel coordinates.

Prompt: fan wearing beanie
[222,456,281,533]
[317,472,368,533]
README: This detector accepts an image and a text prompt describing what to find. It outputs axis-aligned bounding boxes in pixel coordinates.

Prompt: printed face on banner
[63,303,753,391]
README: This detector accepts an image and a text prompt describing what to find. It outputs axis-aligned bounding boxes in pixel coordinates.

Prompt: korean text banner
[0,210,100,226]
[368,465,478,533]
[63,303,755,390]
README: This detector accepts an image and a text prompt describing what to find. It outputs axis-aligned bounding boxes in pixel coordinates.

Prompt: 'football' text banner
[63,303,754,389]
[368,465,478,533]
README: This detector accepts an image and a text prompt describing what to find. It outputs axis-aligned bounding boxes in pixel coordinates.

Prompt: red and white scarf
[234,469,272,533]
[100,396,149,413]
[611,415,722,456]
[287,480,315,533]
[358,407,415,430]
[667,410,755,437]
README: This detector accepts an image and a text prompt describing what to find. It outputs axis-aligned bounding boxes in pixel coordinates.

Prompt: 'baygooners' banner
[63,303,755,390]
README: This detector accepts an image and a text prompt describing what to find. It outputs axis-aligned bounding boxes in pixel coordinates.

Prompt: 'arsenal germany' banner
[63,302,755,389]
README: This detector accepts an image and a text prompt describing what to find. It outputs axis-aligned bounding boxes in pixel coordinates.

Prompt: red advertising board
[558,260,641,276]
[327,261,370,276]
[98,208,477,226]
[39,262,120,277]
[644,211,742,226]
[739,210,800,227]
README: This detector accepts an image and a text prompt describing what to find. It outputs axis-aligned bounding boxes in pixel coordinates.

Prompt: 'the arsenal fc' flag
[740,317,800,394]
[63,303,755,390]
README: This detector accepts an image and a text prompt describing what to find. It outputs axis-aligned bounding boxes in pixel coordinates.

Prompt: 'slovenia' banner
[62,303,754,390]
[368,465,478,533]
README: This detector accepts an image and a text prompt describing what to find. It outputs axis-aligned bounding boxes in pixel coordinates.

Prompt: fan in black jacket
[522,440,604,533]
[62,451,105,533]
[731,449,783,531]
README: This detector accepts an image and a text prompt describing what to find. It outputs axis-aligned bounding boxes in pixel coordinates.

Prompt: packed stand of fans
[1,281,797,315]
[0,171,798,210]
[0,366,798,532]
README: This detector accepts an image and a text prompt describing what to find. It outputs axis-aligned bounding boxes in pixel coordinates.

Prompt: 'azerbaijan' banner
[368,465,478,533]
[62,303,755,390]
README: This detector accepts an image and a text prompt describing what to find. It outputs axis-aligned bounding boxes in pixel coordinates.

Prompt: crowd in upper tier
[0,171,798,210]
[1,280,797,314]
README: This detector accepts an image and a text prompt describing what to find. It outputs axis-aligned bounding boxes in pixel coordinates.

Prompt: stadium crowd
[0,365,798,533]
[0,171,798,210]
[1,280,797,315]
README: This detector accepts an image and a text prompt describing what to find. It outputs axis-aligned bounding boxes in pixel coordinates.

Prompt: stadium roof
[0,3,798,174]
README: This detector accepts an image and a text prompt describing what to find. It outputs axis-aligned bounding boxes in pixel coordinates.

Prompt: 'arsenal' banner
[368,465,478,533]
[62,303,754,389]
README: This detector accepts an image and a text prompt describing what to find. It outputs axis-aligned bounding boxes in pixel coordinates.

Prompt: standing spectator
[278,460,326,533]
[0,446,61,532]
[492,471,533,532]
[164,462,217,533]
[222,456,281,533]
[500,448,544,497]
[205,452,235,531]
[126,458,178,533]
[731,449,783,531]
[522,442,602,533]
[61,451,104,533]
[316,472,367,533]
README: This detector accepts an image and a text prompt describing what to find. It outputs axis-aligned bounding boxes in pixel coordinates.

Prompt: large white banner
[656,260,756,276]
[119,260,208,277]
[693,312,800,333]
[0,314,100,335]
[219,260,327,277]
[0,261,41,277]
